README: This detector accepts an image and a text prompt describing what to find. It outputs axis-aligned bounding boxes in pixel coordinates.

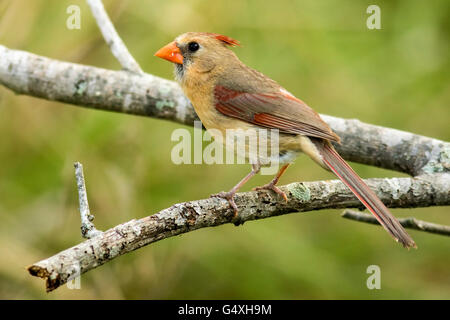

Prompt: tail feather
[313,140,416,249]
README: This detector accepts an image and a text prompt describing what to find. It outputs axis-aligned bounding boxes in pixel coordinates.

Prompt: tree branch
[321,115,449,176]
[28,173,449,292]
[0,44,448,176]
[86,0,143,74]
[341,209,450,237]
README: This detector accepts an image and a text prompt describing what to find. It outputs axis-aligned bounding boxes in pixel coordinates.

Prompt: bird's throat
[174,63,185,83]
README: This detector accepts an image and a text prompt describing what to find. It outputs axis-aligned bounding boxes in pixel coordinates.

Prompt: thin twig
[86,0,143,74]
[74,162,102,239]
[342,209,450,236]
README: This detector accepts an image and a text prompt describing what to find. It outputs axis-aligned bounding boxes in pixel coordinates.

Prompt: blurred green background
[0,0,449,299]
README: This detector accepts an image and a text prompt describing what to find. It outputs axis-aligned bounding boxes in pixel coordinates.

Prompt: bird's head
[154,32,240,82]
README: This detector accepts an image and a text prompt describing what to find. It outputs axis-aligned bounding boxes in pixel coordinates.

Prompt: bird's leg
[211,163,261,222]
[253,164,290,202]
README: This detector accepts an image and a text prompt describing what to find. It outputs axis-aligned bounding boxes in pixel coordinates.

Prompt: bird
[154,32,416,248]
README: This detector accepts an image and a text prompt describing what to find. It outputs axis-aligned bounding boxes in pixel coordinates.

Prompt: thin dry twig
[86,0,143,74]
[74,162,102,239]
[342,209,450,237]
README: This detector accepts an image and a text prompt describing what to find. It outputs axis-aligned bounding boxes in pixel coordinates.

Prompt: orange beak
[154,41,183,64]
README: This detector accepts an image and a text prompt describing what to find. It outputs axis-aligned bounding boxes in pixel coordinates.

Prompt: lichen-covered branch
[322,115,450,176]
[86,0,143,74]
[28,173,449,292]
[0,45,448,176]
[0,45,195,124]
[342,210,450,236]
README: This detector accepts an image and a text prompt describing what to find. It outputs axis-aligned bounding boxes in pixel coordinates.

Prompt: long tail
[312,139,416,249]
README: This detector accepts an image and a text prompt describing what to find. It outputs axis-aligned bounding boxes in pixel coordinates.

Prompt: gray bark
[74,162,102,239]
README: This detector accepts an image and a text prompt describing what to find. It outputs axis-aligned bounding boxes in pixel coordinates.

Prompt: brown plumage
[155,32,416,248]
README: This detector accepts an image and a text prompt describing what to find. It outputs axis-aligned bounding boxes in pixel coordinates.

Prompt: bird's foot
[253,183,288,202]
[210,191,243,226]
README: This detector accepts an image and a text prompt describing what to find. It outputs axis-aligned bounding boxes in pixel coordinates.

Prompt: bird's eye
[188,42,200,52]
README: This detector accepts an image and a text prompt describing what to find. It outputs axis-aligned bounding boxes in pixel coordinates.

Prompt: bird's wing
[214,85,340,142]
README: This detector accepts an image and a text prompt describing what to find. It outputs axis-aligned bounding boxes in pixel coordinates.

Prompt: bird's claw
[210,191,243,225]
[253,184,288,202]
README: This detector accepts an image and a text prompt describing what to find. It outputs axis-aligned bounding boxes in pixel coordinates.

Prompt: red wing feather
[216,103,242,117]
[214,86,340,142]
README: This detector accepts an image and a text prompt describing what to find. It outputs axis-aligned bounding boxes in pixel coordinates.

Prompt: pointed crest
[206,33,240,47]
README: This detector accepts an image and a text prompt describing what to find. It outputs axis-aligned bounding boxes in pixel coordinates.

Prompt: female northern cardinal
[155,32,416,248]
